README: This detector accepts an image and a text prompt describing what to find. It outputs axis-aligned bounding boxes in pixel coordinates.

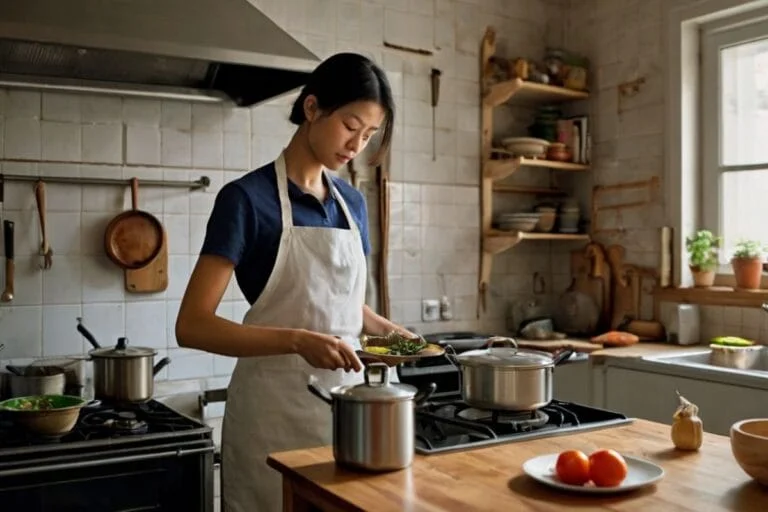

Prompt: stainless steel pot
[77,319,170,403]
[6,366,66,398]
[307,362,435,472]
[89,337,170,403]
[451,337,573,411]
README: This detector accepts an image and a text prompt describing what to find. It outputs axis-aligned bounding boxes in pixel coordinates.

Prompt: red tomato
[554,450,591,485]
[588,449,628,487]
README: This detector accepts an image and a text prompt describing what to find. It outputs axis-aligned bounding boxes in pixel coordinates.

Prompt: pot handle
[152,357,171,376]
[76,317,101,349]
[551,348,575,366]
[483,336,518,351]
[414,382,437,406]
[307,375,333,405]
[364,362,390,387]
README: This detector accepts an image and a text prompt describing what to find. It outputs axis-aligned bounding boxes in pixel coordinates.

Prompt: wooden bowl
[730,418,768,485]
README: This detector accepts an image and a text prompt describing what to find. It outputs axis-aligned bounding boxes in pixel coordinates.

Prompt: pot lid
[455,337,554,369]
[332,364,417,402]
[89,337,157,358]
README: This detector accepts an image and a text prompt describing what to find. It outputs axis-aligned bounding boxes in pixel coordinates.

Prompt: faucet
[762,303,768,314]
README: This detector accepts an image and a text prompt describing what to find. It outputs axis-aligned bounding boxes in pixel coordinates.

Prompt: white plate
[522,453,664,494]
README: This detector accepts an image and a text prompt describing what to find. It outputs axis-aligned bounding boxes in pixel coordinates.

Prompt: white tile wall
[0,0,587,387]
[562,0,768,343]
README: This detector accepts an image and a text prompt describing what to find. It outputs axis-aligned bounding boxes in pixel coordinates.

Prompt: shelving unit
[478,26,591,315]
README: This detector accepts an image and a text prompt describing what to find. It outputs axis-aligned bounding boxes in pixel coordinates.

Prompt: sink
[643,347,768,374]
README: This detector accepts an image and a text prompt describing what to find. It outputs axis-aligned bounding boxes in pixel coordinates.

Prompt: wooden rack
[477,26,592,316]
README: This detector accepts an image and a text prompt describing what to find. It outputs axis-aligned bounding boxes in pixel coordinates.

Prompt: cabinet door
[604,367,768,436]
[553,362,592,405]
[605,367,676,424]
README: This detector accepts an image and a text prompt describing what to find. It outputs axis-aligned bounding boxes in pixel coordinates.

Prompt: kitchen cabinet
[604,366,768,436]
[552,360,592,405]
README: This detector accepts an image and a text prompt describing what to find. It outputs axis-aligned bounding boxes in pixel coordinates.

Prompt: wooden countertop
[267,420,767,511]
[515,339,699,363]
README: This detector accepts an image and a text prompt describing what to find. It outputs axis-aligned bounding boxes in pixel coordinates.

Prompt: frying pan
[104,178,163,269]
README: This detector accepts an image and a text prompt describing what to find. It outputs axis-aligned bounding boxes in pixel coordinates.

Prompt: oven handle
[0,446,215,477]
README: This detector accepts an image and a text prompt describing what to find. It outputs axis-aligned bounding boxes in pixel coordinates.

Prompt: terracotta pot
[731,257,763,290]
[690,266,715,288]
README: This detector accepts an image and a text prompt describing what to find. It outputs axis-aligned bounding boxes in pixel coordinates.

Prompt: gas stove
[414,397,633,455]
[0,399,209,453]
[0,399,214,512]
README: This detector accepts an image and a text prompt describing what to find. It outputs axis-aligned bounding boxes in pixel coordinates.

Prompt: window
[701,16,768,267]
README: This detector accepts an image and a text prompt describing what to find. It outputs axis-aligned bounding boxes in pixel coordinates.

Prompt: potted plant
[685,230,721,287]
[731,239,765,290]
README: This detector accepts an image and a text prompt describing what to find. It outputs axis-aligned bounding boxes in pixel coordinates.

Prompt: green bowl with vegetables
[0,395,89,435]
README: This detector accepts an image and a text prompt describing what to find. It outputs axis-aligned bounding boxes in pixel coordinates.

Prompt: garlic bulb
[671,390,703,451]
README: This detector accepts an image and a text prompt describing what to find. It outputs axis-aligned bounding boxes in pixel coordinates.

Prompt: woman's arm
[362,304,416,338]
[175,254,361,371]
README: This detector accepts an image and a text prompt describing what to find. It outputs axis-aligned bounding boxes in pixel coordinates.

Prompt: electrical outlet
[421,299,440,322]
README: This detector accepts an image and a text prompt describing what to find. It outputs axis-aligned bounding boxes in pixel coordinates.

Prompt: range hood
[0,0,320,106]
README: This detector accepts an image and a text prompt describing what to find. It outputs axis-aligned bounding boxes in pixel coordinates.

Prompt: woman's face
[304,96,386,170]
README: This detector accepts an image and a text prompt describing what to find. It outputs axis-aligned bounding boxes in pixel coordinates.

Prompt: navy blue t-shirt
[200,162,371,305]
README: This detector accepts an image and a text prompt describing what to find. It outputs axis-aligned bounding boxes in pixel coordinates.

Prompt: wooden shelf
[492,184,564,195]
[485,154,590,181]
[477,26,591,318]
[483,229,590,255]
[484,78,589,108]
[654,286,768,308]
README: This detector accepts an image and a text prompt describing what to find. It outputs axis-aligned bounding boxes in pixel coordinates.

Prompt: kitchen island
[267,419,767,511]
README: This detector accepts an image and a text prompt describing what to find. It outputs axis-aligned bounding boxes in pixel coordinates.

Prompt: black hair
[289,52,395,165]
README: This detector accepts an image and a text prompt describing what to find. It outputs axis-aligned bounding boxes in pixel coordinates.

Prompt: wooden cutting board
[606,244,636,329]
[125,228,168,293]
[584,242,611,331]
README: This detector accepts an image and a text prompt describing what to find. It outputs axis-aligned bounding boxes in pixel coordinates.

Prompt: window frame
[664,0,768,298]
[701,14,768,273]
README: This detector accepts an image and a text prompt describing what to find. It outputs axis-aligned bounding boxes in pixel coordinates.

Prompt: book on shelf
[556,116,591,165]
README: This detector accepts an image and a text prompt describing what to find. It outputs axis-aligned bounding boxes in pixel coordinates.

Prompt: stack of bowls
[534,206,556,232]
[496,212,541,232]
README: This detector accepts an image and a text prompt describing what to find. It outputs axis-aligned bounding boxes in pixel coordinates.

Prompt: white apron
[221,152,367,512]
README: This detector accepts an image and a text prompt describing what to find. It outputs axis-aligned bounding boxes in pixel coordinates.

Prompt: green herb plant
[732,239,765,260]
[685,230,721,271]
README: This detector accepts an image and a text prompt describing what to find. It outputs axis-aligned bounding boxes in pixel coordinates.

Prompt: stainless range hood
[0,0,320,106]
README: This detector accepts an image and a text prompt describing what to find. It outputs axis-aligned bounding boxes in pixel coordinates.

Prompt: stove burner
[457,407,549,428]
[81,410,149,435]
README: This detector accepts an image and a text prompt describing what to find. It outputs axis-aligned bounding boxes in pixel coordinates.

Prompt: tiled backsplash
[0,0,575,384]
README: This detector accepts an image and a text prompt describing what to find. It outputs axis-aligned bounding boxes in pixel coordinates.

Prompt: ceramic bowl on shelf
[495,212,540,232]
[500,137,550,158]
[730,418,768,485]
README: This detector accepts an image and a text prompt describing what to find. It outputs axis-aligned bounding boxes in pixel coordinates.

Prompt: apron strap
[324,171,359,235]
[274,152,293,229]
[275,151,360,235]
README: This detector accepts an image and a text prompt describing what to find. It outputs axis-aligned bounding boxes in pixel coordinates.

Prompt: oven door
[0,439,215,512]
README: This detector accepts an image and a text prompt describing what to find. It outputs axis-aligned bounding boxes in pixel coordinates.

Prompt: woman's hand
[294,329,363,372]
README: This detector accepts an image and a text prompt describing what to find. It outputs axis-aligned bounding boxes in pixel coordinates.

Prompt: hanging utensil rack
[0,173,210,190]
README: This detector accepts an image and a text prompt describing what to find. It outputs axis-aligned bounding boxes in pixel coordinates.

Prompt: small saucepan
[77,319,171,403]
[449,336,574,412]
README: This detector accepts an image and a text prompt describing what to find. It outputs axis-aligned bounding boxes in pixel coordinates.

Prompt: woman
[175,52,414,512]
